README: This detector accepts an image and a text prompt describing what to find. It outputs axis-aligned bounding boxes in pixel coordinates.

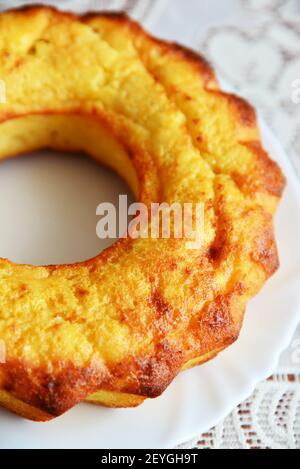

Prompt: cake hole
[0,150,135,265]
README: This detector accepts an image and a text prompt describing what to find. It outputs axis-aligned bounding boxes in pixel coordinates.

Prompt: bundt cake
[0,6,285,421]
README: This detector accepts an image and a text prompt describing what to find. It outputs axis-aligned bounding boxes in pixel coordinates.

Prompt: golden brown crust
[243,141,286,198]
[0,5,285,420]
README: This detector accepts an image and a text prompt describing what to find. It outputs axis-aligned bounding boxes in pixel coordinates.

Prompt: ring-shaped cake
[0,6,285,421]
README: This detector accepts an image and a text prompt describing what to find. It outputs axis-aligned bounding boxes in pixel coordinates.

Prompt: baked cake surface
[0,6,285,420]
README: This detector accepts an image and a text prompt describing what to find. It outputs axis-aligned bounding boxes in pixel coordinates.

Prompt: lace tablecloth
[2,0,300,449]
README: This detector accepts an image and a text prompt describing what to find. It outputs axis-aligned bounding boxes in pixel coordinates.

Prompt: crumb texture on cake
[0,6,285,420]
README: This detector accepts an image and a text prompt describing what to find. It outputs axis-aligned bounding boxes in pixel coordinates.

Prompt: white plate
[0,118,299,449]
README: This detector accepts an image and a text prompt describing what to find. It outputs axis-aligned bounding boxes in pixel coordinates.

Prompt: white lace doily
[177,375,300,449]
[1,0,299,449]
